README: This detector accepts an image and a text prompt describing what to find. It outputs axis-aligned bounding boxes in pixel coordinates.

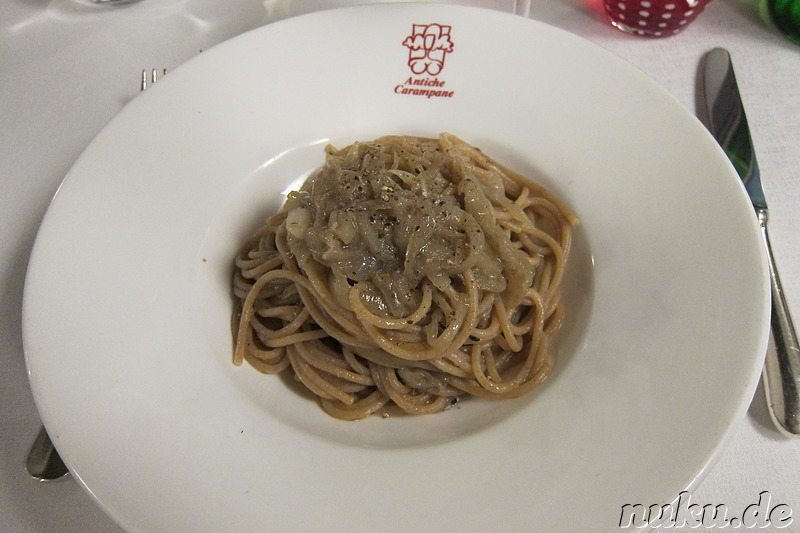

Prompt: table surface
[2,1,799,531]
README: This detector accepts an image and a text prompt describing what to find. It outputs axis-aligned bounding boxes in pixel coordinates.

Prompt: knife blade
[702,47,800,436]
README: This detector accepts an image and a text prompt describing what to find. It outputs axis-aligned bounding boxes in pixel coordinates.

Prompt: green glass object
[769,0,800,44]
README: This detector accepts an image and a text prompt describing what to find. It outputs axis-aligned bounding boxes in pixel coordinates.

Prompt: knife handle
[758,208,800,436]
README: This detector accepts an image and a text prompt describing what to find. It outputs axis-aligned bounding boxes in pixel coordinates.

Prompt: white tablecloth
[1,1,798,531]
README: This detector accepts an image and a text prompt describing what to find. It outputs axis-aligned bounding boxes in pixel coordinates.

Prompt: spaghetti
[232,133,577,420]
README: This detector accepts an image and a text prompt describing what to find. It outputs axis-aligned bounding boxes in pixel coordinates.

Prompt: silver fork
[141,68,167,91]
[25,67,171,481]
[26,426,68,481]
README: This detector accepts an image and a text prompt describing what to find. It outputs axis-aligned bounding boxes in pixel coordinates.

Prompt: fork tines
[140,68,167,91]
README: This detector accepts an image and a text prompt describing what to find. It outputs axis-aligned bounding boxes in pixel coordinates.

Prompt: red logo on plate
[402,23,454,76]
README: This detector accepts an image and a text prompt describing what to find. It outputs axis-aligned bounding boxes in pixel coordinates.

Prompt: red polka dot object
[604,0,713,37]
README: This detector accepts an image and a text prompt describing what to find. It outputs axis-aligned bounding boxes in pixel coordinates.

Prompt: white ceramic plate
[23,4,769,532]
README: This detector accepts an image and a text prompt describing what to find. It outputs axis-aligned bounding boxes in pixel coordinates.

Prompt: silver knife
[702,47,800,436]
